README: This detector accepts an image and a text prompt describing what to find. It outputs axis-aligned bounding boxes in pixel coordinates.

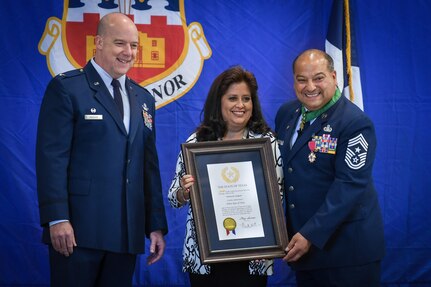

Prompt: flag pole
[344,0,355,102]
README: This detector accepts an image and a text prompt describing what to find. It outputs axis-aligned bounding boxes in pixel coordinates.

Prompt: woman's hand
[178,174,195,204]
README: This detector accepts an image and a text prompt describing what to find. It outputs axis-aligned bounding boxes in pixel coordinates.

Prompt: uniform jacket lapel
[126,77,141,144]
[285,107,301,147]
[84,63,128,136]
[278,105,300,162]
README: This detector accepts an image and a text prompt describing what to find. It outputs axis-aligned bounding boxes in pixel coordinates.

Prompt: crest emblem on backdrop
[38,0,212,108]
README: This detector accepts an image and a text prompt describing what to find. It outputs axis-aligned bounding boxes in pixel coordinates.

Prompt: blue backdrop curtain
[0,1,430,286]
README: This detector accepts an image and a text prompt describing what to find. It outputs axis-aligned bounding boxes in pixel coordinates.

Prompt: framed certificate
[181,138,288,264]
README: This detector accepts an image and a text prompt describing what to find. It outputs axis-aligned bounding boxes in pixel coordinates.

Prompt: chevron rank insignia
[345,133,368,170]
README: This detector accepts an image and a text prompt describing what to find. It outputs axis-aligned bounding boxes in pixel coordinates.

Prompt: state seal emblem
[38,0,212,108]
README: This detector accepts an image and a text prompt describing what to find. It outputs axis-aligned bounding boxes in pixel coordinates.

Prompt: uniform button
[288,186,294,191]
[127,159,131,164]
[287,167,293,173]
[289,204,295,209]
[126,179,130,184]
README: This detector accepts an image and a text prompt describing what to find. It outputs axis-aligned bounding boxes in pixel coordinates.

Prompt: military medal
[308,141,317,163]
[300,119,305,131]
[299,112,307,131]
[308,134,338,163]
[142,103,153,130]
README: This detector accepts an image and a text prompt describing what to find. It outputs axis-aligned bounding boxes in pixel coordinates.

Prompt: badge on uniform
[308,133,338,163]
[84,107,103,120]
[142,103,153,130]
[345,133,368,169]
[323,124,332,132]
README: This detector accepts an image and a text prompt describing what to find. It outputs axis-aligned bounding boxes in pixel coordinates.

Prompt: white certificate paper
[207,161,265,241]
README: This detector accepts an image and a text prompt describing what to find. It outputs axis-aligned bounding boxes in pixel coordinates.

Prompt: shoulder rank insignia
[345,133,368,170]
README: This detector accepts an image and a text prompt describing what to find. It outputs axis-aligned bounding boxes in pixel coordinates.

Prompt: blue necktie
[111,79,124,119]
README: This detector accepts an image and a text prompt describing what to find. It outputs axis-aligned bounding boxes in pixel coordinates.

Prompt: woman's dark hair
[196,65,270,142]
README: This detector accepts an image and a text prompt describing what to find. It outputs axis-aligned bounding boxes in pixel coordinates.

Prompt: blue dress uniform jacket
[36,62,167,254]
[275,95,384,271]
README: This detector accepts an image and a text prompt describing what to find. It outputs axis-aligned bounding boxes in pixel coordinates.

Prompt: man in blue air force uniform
[36,13,167,286]
[275,49,385,287]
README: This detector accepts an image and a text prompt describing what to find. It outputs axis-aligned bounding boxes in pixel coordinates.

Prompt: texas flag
[325,0,364,110]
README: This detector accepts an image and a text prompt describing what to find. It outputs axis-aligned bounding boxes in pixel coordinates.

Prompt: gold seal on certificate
[223,217,237,235]
[221,166,240,183]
